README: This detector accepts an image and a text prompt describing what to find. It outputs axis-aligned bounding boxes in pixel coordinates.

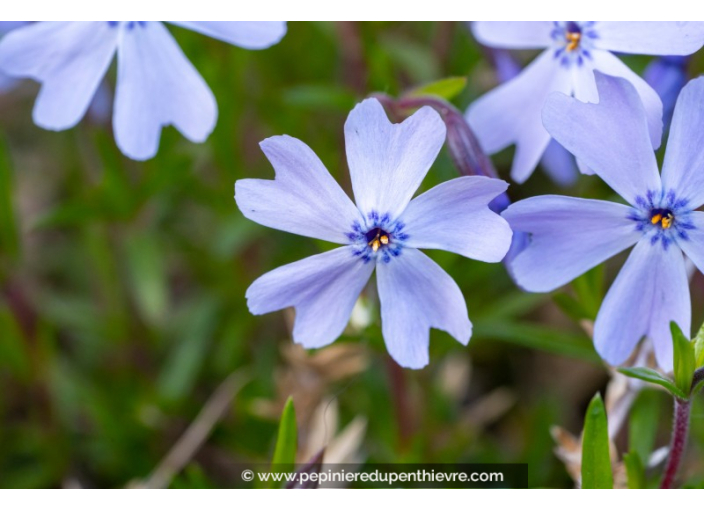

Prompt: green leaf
[270,397,297,488]
[125,231,168,326]
[623,452,646,489]
[473,321,600,363]
[671,321,695,396]
[408,77,468,101]
[0,137,19,262]
[628,390,661,462]
[618,367,688,399]
[581,393,613,489]
[693,319,704,368]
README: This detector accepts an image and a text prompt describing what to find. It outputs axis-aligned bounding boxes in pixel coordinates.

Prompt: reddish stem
[660,397,691,489]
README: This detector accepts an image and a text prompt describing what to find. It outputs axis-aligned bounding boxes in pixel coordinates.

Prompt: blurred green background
[1,21,704,488]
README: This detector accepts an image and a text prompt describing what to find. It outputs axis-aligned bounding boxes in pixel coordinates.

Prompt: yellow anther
[380,235,389,245]
[651,213,663,225]
[371,239,381,252]
[662,214,674,229]
[566,32,581,52]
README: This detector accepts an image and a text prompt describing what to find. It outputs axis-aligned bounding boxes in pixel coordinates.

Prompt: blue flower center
[551,21,597,67]
[347,211,408,264]
[629,190,695,249]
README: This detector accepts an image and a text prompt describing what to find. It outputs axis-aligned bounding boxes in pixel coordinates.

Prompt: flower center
[366,227,391,253]
[564,22,582,52]
[650,208,675,229]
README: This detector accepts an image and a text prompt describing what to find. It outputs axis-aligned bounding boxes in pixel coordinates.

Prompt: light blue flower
[644,56,689,128]
[467,21,704,184]
[502,72,704,371]
[235,98,513,369]
[0,21,286,160]
[0,21,28,92]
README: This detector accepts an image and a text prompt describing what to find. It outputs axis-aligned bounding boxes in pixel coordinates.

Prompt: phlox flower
[467,21,704,183]
[503,72,704,371]
[235,99,513,369]
[0,21,286,160]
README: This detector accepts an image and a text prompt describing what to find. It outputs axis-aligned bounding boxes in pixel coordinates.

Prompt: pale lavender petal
[377,248,471,369]
[542,72,661,205]
[399,176,512,262]
[594,21,704,55]
[345,98,445,220]
[246,246,374,349]
[467,50,572,183]
[540,139,578,187]
[114,21,216,160]
[0,21,118,130]
[235,135,363,244]
[591,51,663,148]
[502,196,641,292]
[594,239,690,372]
[661,77,704,209]
[676,211,704,274]
[168,21,286,50]
[472,21,554,49]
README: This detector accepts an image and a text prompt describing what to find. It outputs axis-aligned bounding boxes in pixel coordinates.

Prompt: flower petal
[502,196,641,292]
[661,77,704,210]
[466,49,572,183]
[246,247,374,349]
[377,248,471,369]
[594,21,704,55]
[0,21,118,130]
[235,135,363,244]
[675,211,704,274]
[591,51,663,149]
[594,239,690,372]
[344,98,445,220]
[399,176,512,262]
[542,71,661,205]
[472,21,554,49]
[168,21,286,49]
[114,21,216,160]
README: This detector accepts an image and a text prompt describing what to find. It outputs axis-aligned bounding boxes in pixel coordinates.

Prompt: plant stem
[660,397,691,489]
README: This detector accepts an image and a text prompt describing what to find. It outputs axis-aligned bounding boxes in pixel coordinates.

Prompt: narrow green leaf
[581,393,613,489]
[671,321,695,396]
[125,231,167,326]
[0,137,19,261]
[272,397,297,466]
[409,77,467,101]
[693,319,704,368]
[618,367,687,399]
[628,390,661,462]
[270,397,297,488]
[623,452,646,489]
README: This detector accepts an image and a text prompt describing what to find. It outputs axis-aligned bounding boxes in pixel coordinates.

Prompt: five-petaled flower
[467,21,704,184]
[0,21,286,160]
[235,98,513,369]
[503,72,704,371]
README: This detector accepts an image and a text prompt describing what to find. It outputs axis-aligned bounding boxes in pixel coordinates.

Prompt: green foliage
[672,322,696,397]
[618,367,688,400]
[581,394,613,489]
[271,397,297,467]
[408,77,467,101]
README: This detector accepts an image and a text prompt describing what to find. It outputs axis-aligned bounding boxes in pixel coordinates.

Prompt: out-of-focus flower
[484,46,578,186]
[467,21,704,183]
[644,56,689,128]
[503,72,704,371]
[0,21,286,160]
[0,21,28,92]
[236,98,513,369]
